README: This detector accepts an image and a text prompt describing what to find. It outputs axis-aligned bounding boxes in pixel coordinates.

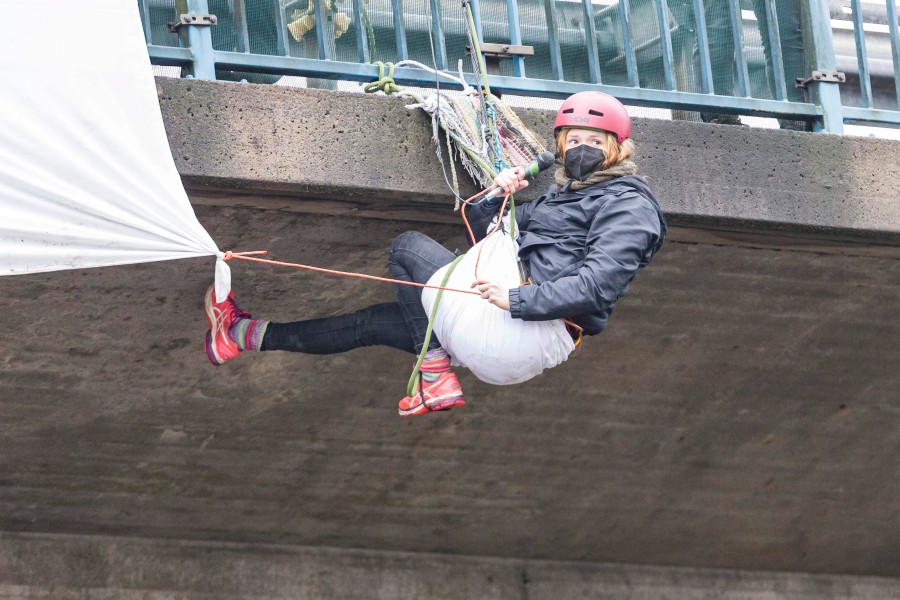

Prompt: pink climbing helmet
[554,91,631,143]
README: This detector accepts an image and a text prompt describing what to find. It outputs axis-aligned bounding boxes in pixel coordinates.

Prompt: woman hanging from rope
[202,91,667,416]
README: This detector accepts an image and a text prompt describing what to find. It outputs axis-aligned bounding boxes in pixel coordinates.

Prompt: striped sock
[229,318,270,352]
[420,348,450,382]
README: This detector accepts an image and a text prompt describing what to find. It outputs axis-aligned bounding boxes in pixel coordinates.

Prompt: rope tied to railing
[363,61,404,96]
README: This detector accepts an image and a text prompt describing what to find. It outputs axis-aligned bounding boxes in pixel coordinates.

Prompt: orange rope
[475,195,509,280]
[223,250,481,296]
[461,190,586,350]
[224,183,587,354]
[221,185,512,297]
[459,186,509,246]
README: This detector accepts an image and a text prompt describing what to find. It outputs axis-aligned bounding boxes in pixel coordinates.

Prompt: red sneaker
[204,285,251,366]
[398,371,466,416]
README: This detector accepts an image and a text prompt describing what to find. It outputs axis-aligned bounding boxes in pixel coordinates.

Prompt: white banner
[0,0,230,300]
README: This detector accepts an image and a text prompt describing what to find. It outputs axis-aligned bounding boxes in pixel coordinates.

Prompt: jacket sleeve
[467,194,540,245]
[466,201,500,245]
[508,194,661,321]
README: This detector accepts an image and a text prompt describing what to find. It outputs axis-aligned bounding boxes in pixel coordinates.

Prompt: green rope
[463,1,506,175]
[403,190,516,398]
[362,4,377,59]
[508,194,517,239]
[363,61,403,96]
[406,254,465,397]
[464,2,491,98]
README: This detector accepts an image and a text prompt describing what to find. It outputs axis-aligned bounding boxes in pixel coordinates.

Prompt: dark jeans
[261,232,456,355]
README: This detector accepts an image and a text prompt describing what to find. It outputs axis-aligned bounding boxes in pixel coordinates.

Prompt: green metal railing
[141,0,900,134]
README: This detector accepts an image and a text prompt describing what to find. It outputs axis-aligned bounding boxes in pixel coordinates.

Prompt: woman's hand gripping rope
[471,279,510,311]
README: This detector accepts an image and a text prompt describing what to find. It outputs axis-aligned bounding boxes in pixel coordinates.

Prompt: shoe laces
[213,297,250,335]
[231,303,252,321]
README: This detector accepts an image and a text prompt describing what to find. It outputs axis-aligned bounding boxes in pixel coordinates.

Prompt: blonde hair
[556,129,635,170]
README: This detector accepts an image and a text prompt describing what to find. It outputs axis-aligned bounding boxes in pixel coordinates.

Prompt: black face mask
[564,144,606,181]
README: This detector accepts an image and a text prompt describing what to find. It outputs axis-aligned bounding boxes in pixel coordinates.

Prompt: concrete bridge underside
[1,79,898,598]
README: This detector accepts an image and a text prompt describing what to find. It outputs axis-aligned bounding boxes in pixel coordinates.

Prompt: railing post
[761,0,787,101]
[174,0,217,80]
[581,0,602,84]
[726,0,749,97]
[469,0,484,42]
[799,0,843,133]
[617,0,638,87]
[391,0,409,61]
[507,0,526,77]
[886,0,900,110]
[313,0,335,60]
[544,0,564,81]
[232,0,250,54]
[691,0,714,94]
[271,0,290,57]
[849,0,872,108]
[653,0,676,91]
[351,0,371,64]
[429,0,448,71]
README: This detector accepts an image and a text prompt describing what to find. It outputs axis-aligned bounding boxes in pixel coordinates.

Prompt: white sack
[421,232,575,385]
[0,0,230,301]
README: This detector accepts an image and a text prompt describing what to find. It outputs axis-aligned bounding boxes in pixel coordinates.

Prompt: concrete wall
[1,79,898,597]
[3,532,898,600]
[157,79,900,241]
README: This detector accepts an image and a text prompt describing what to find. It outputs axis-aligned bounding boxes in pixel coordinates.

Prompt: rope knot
[364,61,402,96]
[224,250,234,261]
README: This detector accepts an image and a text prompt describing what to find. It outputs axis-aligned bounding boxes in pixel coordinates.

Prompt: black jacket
[469,175,667,336]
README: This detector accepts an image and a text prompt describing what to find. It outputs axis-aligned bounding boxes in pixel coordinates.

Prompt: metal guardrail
[141,0,900,133]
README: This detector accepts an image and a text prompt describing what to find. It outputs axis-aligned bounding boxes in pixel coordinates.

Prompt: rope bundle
[364,60,547,206]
